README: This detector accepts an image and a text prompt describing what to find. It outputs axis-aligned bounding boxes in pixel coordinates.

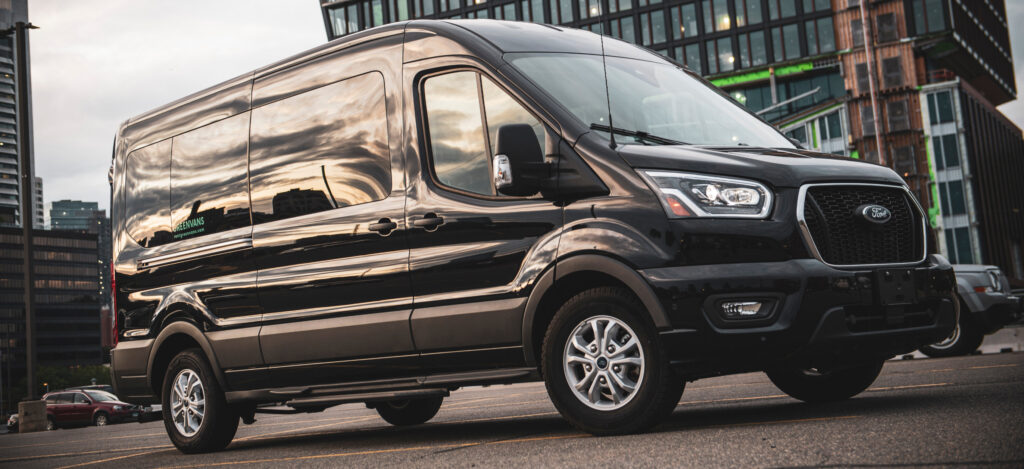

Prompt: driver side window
[423,70,546,196]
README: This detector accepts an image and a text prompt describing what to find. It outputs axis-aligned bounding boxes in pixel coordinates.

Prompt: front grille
[801,185,924,265]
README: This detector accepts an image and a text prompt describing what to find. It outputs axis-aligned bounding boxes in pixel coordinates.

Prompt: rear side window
[423,70,546,196]
[125,140,172,248]
[170,113,252,241]
[73,393,89,404]
[249,72,391,223]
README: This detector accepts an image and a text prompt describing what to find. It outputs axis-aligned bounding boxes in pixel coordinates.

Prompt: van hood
[616,145,905,188]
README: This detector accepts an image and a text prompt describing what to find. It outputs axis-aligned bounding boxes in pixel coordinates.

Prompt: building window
[805,17,835,55]
[389,0,410,22]
[881,57,903,88]
[608,0,631,13]
[493,2,516,18]
[328,4,361,37]
[579,0,601,19]
[638,0,663,6]
[674,43,703,74]
[703,0,731,33]
[670,4,699,39]
[855,62,869,94]
[520,0,544,22]
[876,13,898,43]
[413,0,435,17]
[550,0,573,23]
[365,0,384,26]
[938,181,967,215]
[767,0,797,20]
[933,134,960,170]
[771,24,800,62]
[912,0,947,34]
[928,91,956,124]
[610,16,637,44]
[893,146,916,175]
[851,19,863,48]
[819,110,843,141]
[706,37,734,74]
[737,31,767,68]
[733,0,762,27]
[887,100,909,131]
[439,0,459,12]
[860,105,875,136]
[639,10,667,46]
[944,227,973,264]
[802,0,830,12]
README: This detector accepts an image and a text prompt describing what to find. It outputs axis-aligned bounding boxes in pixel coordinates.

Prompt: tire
[766,360,884,403]
[542,287,684,436]
[919,312,984,358]
[375,396,444,426]
[161,348,238,453]
[46,416,56,431]
[93,412,109,427]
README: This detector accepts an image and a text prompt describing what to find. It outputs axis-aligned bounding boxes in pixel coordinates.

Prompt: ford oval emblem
[857,204,892,224]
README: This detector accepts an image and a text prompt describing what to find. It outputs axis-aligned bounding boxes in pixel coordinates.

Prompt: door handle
[412,213,444,230]
[368,218,397,235]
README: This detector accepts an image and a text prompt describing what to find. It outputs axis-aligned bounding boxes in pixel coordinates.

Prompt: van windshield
[506,53,794,148]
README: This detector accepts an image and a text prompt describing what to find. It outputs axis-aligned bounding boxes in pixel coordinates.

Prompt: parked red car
[42,390,140,429]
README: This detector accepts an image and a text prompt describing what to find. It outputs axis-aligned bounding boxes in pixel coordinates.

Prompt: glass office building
[318,0,1024,281]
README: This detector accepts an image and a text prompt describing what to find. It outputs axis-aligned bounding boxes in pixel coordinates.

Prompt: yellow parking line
[704,414,862,429]
[157,432,586,469]
[966,363,1018,370]
[0,444,173,464]
[680,394,789,406]
[236,415,379,442]
[867,382,951,392]
[55,448,170,469]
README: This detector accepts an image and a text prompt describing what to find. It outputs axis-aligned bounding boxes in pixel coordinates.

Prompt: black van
[110,20,957,453]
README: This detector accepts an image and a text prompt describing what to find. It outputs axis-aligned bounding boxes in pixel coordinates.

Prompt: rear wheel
[919,312,983,358]
[375,396,444,426]
[162,348,238,453]
[542,287,684,435]
[766,360,884,403]
[46,416,56,431]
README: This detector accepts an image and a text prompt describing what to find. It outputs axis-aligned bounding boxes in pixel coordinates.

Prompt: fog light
[720,301,766,319]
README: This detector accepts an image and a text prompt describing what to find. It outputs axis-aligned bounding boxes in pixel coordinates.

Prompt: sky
[25,1,1024,214]
[29,0,325,214]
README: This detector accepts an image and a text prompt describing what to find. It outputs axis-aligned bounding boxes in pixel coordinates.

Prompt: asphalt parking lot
[2,332,1022,468]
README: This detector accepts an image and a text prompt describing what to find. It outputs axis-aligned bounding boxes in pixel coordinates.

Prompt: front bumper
[968,294,1022,334]
[641,255,957,377]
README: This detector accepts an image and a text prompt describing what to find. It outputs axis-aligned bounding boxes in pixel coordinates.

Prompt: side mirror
[493,124,547,196]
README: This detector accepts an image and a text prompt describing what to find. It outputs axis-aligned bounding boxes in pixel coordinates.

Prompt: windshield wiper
[589,123,688,146]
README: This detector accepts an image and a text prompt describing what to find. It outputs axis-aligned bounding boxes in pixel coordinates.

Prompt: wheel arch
[147,320,228,399]
[521,254,670,367]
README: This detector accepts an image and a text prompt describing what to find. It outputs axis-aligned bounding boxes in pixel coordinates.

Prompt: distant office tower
[0,227,103,416]
[0,0,36,229]
[50,200,112,311]
[318,0,1024,280]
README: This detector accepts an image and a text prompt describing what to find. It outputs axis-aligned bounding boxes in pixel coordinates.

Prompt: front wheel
[162,348,238,453]
[542,287,684,435]
[93,412,108,426]
[766,360,884,403]
[375,396,444,426]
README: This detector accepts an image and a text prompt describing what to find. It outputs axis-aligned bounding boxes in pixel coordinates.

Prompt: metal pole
[859,0,886,166]
[14,21,36,401]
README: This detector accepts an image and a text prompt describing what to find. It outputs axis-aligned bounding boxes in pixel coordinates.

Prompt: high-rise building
[318,0,1024,281]
[49,200,111,310]
[0,227,103,415]
[0,0,36,230]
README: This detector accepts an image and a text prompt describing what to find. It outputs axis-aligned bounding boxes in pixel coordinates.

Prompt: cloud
[29,0,324,212]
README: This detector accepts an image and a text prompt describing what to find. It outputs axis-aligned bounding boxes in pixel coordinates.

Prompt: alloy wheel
[170,369,206,437]
[562,315,645,410]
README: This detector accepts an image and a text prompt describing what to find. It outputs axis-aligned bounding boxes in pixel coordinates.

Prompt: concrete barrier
[17,400,47,433]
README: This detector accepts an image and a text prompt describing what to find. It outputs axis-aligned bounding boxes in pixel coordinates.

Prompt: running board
[286,388,450,412]
[226,367,538,404]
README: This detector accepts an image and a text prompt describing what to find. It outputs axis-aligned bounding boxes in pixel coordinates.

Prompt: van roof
[117,20,657,153]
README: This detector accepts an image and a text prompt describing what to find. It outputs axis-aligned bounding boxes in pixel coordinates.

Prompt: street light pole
[9,21,38,400]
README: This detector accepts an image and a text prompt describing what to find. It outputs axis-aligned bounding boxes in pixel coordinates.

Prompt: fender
[954,276,982,314]
[521,254,671,366]
[146,320,230,394]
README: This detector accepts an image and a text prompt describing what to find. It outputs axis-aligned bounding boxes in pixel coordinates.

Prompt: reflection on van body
[110,20,957,453]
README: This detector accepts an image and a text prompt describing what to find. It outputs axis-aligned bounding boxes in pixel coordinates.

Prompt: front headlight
[639,170,773,219]
[113,405,124,411]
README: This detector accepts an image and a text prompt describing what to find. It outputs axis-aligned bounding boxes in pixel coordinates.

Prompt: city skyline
[21,0,1024,214]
